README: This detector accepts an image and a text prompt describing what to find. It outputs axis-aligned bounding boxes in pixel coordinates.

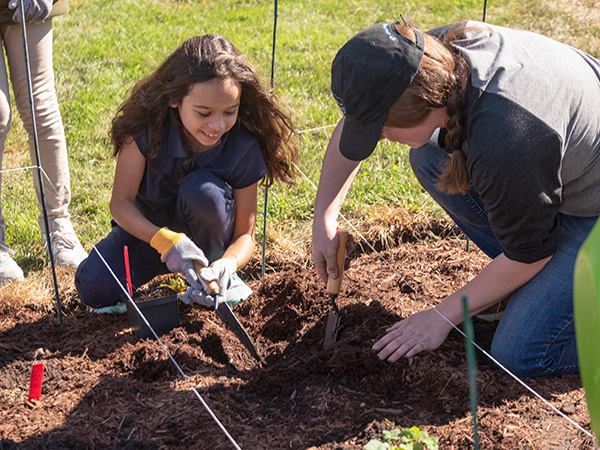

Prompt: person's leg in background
[3,19,86,270]
[0,24,25,284]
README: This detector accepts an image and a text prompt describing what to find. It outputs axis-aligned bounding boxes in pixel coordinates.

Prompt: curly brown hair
[110,34,298,186]
[384,22,473,194]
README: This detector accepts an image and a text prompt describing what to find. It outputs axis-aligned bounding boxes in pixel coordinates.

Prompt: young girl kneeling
[76,34,297,311]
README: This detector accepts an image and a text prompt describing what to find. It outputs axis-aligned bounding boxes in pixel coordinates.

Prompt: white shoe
[0,243,25,285]
[42,217,88,269]
[89,302,127,314]
[226,273,253,306]
[475,294,512,322]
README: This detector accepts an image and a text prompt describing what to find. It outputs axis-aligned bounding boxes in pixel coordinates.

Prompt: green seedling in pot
[364,426,439,450]
[159,277,188,293]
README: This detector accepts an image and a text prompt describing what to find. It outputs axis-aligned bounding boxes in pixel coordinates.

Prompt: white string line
[0,164,60,197]
[0,164,37,173]
[296,124,336,134]
[291,158,597,443]
[92,246,243,450]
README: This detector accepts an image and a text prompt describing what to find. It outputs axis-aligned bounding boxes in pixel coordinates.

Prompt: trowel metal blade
[323,309,341,350]
[216,302,264,364]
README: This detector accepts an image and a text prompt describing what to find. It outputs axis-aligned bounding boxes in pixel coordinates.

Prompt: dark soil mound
[0,227,594,449]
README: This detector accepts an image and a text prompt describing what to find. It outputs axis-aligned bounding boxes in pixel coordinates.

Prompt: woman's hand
[9,0,52,23]
[373,253,553,363]
[312,219,341,283]
[312,223,357,283]
[372,308,453,362]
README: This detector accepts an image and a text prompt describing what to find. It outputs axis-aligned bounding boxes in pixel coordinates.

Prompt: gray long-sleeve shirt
[431,22,600,262]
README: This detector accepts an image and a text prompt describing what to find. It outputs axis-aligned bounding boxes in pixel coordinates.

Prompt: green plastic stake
[261,0,279,279]
[462,295,480,450]
[574,218,600,438]
[261,185,269,278]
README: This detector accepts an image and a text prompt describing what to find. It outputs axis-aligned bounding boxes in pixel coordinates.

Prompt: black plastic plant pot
[126,293,180,339]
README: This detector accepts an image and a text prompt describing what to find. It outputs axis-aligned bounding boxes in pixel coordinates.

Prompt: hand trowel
[193,261,263,364]
[323,228,349,350]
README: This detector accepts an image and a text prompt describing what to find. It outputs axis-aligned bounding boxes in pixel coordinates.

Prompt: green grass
[2,0,598,271]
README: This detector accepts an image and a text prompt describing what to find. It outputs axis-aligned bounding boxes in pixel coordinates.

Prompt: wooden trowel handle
[192,260,220,294]
[326,229,349,295]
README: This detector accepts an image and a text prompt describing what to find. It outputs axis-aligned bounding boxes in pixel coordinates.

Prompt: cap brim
[339,113,385,161]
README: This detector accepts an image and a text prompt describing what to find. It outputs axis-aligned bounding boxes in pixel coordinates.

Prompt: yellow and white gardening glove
[181,258,234,309]
[180,287,215,308]
[150,227,208,291]
[9,0,53,23]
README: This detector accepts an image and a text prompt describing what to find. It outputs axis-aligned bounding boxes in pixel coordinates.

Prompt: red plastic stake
[124,245,133,298]
[28,362,44,402]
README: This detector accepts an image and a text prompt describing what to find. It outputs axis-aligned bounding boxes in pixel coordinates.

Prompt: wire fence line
[0,164,60,197]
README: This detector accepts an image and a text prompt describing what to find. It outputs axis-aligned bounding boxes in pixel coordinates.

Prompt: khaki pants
[0,19,70,243]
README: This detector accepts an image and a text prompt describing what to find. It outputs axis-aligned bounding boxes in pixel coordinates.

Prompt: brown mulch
[0,215,596,449]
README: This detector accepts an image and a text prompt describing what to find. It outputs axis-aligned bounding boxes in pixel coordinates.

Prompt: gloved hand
[198,258,233,309]
[180,286,216,308]
[9,0,53,23]
[150,228,208,291]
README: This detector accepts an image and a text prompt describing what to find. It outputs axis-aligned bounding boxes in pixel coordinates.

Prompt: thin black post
[18,0,63,324]
[270,0,278,86]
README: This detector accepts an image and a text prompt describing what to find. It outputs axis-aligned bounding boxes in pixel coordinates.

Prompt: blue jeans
[410,132,598,377]
[75,170,235,308]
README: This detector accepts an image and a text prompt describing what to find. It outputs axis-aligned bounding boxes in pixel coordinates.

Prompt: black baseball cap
[331,21,425,160]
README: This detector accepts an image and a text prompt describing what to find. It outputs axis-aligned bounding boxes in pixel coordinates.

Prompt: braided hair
[384,22,472,194]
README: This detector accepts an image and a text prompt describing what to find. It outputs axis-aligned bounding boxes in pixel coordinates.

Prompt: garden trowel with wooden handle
[323,228,349,350]
[192,261,263,364]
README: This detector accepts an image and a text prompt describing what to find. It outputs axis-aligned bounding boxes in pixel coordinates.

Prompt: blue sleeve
[224,132,267,189]
[134,129,149,157]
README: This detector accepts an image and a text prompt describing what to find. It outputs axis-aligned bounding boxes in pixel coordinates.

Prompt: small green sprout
[159,277,188,293]
[364,426,439,450]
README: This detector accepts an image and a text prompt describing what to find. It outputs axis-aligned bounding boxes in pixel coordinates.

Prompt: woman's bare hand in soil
[372,308,452,362]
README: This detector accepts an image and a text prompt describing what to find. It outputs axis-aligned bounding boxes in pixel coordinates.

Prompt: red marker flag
[124,245,133,298]
[28,362,44,402]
